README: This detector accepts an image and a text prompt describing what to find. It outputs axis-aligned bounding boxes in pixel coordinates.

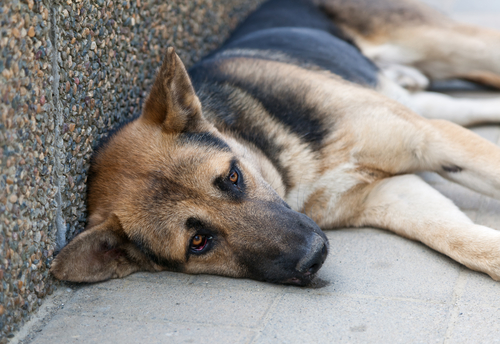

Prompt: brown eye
[190,234,211,253]
[229,171,238,184]
[192,235,203,246]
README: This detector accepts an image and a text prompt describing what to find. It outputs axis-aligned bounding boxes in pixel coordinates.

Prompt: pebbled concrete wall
[0,0,262,340]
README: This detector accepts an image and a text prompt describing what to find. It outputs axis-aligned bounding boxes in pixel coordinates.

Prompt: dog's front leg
[410,91,500,126]
[315,0,500,88]
[377,76,500,126]
[352,174,500,281]
[342,107,500,199]
[424,119,500,199]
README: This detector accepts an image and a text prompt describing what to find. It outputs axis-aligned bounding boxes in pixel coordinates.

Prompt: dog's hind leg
[362,25,500,89]
[315,0,500,88]
[348,174,500,280]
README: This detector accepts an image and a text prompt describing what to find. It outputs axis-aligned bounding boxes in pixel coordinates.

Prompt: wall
[0,0,262,340]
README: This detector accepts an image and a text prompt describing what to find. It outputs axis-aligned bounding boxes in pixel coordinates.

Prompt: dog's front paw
[381,64,430,92]
[471,236,500,281]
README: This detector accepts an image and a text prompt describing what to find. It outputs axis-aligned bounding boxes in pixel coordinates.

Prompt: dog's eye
[229,170,239,184]
[190,234,212,253]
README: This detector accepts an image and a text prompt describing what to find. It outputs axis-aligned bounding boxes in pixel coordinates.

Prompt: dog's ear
[50,215,156,282]
[142,47,207,133]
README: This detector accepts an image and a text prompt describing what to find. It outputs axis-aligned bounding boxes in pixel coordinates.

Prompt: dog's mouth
[284,277,312,286]
[282,274,330,288]
[282,271,318,287]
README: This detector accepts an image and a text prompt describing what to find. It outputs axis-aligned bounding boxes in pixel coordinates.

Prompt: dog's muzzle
[296,232,328,275]
[283,232,328,286]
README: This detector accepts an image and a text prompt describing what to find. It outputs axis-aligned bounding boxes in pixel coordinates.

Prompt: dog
[51,0,500,286]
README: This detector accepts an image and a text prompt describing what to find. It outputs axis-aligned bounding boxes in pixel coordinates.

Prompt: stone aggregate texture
[0,0,59,340]
[0,0,262,341]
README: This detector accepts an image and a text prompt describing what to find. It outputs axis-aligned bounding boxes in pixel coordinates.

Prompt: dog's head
[50,48,328,286]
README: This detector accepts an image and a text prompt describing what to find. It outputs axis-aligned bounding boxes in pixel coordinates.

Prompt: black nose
[296,233,328,275]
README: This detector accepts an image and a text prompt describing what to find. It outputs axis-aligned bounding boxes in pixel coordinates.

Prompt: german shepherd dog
[51,0,500,286]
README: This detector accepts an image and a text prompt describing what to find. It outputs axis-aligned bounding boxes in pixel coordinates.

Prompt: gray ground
[12,1,500,343]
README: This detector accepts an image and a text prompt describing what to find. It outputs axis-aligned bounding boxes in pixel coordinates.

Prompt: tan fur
[463,71,500,89]
[52,49,327,283]
[216,57,500,280]
[353,175,500,280]
[313,0,447,39]
[51,1,500,284]
[50,215,160,282]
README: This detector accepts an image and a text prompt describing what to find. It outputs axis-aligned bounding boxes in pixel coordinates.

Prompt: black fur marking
[240,72,327,149]
[190,62,329,151]
[213,160,246,201]
[131,235,183,271]
[442,165,463,173]
[192,81,293,191]
[186,217,211,231]
[233,78,327,149]
[148,172,199,204]
[202,0,378,87]
[178,132,231,152]
[185,218,222,239]
[222,0,356,48]
[224,28,378,87]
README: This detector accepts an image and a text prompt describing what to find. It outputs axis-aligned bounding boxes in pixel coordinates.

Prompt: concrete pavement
[12,1,500,343]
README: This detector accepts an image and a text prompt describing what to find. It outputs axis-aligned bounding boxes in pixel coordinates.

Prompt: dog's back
[191,0,378,88]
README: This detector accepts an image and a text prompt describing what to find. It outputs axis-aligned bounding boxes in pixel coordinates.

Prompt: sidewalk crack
[248,292,285,344]
[443,267,468,343]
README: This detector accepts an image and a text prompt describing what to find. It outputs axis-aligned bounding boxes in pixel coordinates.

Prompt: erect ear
[142,47,207,133]
[50,215,157,282]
